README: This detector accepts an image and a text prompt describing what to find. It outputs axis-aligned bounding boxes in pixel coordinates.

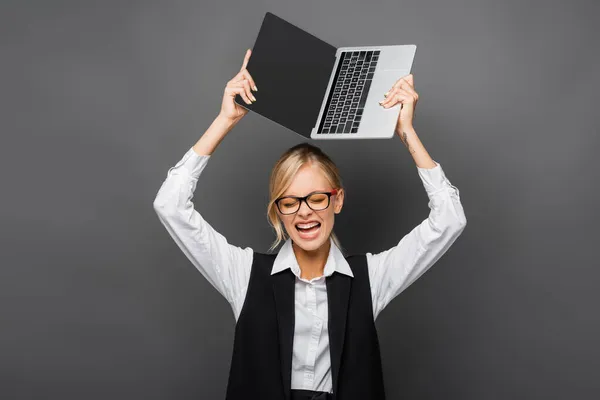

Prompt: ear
[334,188,344,213]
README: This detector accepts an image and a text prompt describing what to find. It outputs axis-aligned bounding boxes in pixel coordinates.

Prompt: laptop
[234,12,417,140]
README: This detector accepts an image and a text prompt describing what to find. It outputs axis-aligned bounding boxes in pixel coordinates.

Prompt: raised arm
[369,73,467,319]
[367,160,466,319]
[152,50,259,320]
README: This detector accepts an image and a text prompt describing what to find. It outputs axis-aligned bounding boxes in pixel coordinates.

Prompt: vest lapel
[271,268,351,400]
[272,269,296,400]
[326,271,351,397]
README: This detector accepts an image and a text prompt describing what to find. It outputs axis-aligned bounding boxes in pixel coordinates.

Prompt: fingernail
[251,95,257,101]
[253,85,258,91]
[384,91,389,97]
[379,100,384,104]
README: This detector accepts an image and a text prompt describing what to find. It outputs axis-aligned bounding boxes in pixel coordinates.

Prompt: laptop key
[358,79,372,108]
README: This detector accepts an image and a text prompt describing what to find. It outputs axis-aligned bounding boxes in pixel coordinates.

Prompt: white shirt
[153,146,467,393]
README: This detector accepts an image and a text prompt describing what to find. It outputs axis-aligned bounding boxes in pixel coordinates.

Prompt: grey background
[1,0,599,399]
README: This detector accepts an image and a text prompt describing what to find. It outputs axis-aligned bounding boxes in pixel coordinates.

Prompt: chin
[291,226,328,249]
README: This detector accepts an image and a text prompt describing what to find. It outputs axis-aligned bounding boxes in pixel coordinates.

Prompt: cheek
[283,220,296,233]
[323,212,336,228]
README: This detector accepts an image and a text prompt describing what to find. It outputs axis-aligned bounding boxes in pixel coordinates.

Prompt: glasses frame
[275,189,339,215]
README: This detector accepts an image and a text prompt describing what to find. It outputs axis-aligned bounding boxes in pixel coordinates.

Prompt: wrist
[216,113,241,128]
[396,124,416,135]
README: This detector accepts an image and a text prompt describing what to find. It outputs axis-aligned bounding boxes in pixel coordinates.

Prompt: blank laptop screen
[235,12,337,138]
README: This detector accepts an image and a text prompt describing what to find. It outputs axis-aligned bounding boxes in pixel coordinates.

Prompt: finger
[384,77,412,100]
[395,75,414,91]
[396,88,417,105]
[229,70,246,84]
[242,70,258,92]
[381,87,408,106]
[395,74,414,90]
[383,92,410,108]
[381,89,411,108]
[399,86,417,105]
[398,79,412,92]
[229,79,255,102]
[398,80,418,99]
[240,49,252,72]
[380,87,398,106]
[241,78,256,101]
[227,87,252,104]
[395,87,412,97]
[226,85,252,104]
[387,87,416,106]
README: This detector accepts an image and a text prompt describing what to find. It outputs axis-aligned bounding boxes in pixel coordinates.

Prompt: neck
[292,238,331,280]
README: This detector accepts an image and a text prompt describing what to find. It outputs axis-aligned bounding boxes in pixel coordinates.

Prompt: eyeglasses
[275,189,339,215]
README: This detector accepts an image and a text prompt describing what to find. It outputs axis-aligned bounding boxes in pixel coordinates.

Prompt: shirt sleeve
[367,160,467,320]
[153,146,253,321]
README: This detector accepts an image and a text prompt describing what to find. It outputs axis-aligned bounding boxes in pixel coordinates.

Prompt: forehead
[284,163,330,196]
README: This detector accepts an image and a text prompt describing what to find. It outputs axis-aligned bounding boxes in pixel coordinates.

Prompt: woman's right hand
[219,49,258,123]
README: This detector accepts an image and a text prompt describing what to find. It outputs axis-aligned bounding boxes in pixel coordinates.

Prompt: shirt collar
[271,236,354,278]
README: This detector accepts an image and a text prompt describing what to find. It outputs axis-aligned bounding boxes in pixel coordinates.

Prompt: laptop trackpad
[378,46,416,71]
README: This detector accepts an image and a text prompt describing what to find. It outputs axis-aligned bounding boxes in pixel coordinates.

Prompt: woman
[153,49,466,400]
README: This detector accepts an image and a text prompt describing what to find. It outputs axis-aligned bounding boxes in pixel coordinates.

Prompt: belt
[290,388,333,400]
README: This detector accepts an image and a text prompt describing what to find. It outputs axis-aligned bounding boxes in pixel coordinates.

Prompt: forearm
[193,114,240,156]
[398,126,437,169]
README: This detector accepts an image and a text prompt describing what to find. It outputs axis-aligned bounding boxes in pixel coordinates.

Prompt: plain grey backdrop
[1,0,599,399]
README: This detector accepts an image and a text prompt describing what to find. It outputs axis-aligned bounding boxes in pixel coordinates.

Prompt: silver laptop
[234,12,417,140]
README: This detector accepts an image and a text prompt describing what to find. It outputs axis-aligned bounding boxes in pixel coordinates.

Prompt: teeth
[296,222,319,229]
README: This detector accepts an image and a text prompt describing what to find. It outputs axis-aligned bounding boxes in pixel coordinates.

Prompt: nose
[297,198,314,215]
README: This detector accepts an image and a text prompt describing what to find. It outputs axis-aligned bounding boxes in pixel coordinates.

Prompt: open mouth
[296,222,321,233]
[296,222,321,239]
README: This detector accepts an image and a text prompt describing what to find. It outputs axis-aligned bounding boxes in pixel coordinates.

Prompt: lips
[296,222,320,231]
[295,220,320,227]
[296,222,321,240]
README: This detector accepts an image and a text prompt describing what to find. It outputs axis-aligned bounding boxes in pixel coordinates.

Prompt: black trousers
[290,389,333,400]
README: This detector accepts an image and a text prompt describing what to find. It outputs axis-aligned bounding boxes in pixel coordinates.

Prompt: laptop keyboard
[316,50,380,135]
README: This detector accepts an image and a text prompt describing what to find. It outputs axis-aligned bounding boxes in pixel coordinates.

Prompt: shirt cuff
[172,147,211,179]
[416,160,450,195]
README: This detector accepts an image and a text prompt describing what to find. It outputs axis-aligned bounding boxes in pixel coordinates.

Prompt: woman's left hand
[378,74,418,135]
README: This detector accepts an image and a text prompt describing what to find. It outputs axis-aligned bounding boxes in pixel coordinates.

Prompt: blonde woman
[153,49,467,400]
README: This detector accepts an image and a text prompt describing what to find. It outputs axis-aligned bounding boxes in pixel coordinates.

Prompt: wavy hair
[266,142,346,256]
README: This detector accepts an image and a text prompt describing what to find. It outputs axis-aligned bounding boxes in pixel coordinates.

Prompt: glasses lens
[279,197,300,214]
[278,193,330,214]
[307,193,329,210]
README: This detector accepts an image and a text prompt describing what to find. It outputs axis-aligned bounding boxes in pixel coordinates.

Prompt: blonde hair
[266,142,347,256]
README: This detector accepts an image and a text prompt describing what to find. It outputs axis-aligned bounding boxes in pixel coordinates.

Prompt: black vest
[225,251,386,400]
